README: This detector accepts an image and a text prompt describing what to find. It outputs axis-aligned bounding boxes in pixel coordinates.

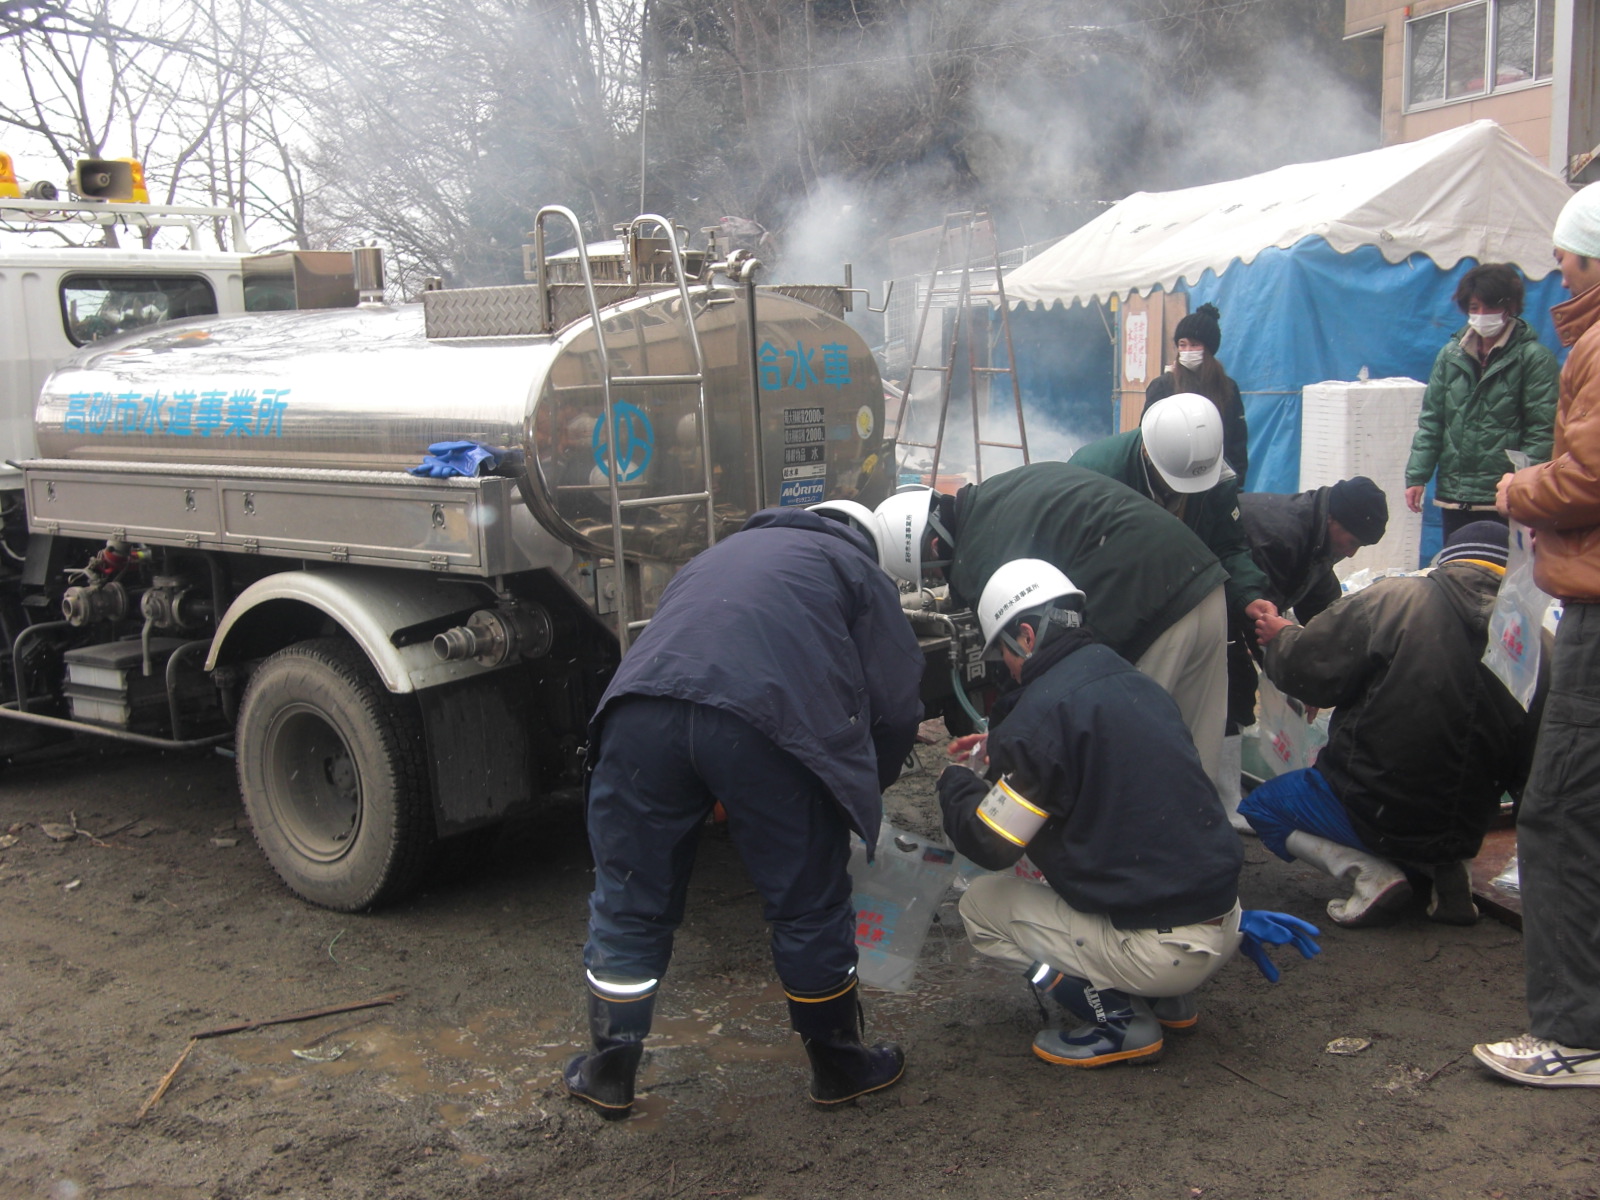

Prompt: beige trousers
[958,874,1241,998]
[1134,584,1229,799]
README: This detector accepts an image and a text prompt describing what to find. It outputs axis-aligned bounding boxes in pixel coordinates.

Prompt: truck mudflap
[206,566,496,692]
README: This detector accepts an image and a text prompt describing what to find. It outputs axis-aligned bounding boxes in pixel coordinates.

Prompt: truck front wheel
[236,638,435,911]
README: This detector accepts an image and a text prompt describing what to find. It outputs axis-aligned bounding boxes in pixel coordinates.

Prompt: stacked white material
[1299,377,1426,577]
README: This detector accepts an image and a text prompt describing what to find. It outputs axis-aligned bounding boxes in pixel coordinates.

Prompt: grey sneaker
[1473,1035,1600,1087]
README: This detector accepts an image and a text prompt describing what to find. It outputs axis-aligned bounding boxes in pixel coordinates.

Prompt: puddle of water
[227,1014,540,1126]
[217,970,1002,1131]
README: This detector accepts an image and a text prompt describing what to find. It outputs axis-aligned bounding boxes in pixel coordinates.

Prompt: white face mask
[1177,349,1205,370]
[1468,312,1507,339]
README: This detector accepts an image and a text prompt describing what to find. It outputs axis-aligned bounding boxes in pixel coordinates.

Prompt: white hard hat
[873,486,943,585]
[810,499,883,567]
[1140,392,1223,494]
[977,559,1085,659]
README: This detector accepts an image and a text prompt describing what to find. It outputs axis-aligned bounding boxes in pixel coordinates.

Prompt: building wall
[1345,0,1555,164]
[1403,86,1553,161]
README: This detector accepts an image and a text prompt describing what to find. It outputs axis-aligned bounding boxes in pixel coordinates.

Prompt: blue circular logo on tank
[592,403,654,482]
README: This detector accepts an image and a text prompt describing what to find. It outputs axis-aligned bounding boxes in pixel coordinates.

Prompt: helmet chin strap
[1002,604,1083,660]
[1140,449,1174,502]
[925,508,955,571]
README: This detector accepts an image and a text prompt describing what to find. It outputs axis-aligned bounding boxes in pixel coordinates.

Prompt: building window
[1406,0,1555,110]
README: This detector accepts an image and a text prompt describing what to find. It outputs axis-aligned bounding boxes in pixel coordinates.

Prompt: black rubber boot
[786,976,905,1106]
[1150,992,1200,1030]
[564,983,656,1120]
[1027,964,1163,1068]
[1425,860,1480,925]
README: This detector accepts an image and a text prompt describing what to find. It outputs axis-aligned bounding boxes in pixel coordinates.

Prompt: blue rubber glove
[408,440,501,478]
[1238,909,1322,983]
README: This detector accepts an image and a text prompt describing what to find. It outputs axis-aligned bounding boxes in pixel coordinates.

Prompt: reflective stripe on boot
[786,975,905,1106]
[1285,829,1412,928]
[564,975,657,1120]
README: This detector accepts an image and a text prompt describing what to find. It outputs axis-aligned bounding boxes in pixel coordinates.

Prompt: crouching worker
[1243,521,1541,928]
[564,505,925,1118]
[940,560,1314,1068]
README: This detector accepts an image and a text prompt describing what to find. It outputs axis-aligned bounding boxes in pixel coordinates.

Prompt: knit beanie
[1326,476,1388,545]
[1435,520,1510,568]
[1554,181,1600,259]
[1172,303,1221,355]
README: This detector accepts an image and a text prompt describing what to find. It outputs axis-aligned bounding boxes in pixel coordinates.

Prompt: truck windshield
[59,274,218,346]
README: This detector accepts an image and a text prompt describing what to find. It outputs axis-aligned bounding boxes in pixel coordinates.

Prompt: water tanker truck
[0,189,985,910]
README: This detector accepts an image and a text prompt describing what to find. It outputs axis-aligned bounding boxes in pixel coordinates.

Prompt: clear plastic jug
[848,824,958,992]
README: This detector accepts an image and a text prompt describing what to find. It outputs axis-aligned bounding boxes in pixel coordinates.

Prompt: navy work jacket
[593,507,925,846]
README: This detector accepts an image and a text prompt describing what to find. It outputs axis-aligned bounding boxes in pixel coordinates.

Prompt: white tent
[1006,120,1573,309]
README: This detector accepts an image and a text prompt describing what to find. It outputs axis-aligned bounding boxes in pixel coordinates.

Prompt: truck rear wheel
[236,638,435,911]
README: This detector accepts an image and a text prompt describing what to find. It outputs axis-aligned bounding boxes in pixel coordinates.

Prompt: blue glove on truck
[409,440,502,478]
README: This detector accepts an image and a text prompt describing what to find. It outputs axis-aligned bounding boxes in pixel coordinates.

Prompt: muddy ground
[2,733,1597,1200]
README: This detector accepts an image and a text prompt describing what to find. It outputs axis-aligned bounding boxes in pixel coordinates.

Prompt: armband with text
[975,777,1049,847]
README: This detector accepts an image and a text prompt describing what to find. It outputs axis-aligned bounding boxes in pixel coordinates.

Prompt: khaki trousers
[1134,584,1229,799]
[958,874,1241,998]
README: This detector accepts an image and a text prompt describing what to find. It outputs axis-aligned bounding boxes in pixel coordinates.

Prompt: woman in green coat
[1404,263,1559,540]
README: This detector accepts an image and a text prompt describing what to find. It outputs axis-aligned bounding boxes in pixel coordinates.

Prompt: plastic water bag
[1483,520,1552,709]
[1491,857,1521,896]
[1256,674,1328,776]
[849,825,958,992]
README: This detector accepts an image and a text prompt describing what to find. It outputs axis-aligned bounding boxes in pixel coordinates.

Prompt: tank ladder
[893,210,1030,486]
[532,207,716,652]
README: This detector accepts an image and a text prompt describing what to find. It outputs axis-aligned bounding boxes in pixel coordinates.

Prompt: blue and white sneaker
[1033,995,1164,1068]
[1473,1035,1600,1088]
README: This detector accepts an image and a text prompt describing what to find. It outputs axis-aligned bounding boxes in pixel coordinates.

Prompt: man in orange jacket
[1475,181,1600,1088]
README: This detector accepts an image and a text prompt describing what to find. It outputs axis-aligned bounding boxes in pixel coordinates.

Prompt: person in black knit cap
[1144,302,1250,480]
[1218,477,1390,830]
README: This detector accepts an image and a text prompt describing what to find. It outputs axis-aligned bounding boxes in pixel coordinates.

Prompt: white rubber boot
[1285,830,1412,928]
[1218,734,1253,834]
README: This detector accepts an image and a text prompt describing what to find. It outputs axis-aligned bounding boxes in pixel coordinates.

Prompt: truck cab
[0,244,250,484]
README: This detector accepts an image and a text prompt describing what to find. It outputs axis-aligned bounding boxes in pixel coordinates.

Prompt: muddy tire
[236,638,435,911]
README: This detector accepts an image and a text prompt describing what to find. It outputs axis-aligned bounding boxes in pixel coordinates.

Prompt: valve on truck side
[434,604,554,668]
[61,541,148,626]
[140,575,212,633]
[62,579,129,626]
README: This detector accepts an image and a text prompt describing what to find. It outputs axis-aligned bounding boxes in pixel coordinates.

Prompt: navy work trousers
[1520,601,1600,1048]
[582,695,858,994]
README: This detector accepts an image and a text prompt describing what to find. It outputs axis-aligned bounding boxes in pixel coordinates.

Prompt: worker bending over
[1221,477,1390,829]
[565,505,924,1118]
[875,461,1232,799]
